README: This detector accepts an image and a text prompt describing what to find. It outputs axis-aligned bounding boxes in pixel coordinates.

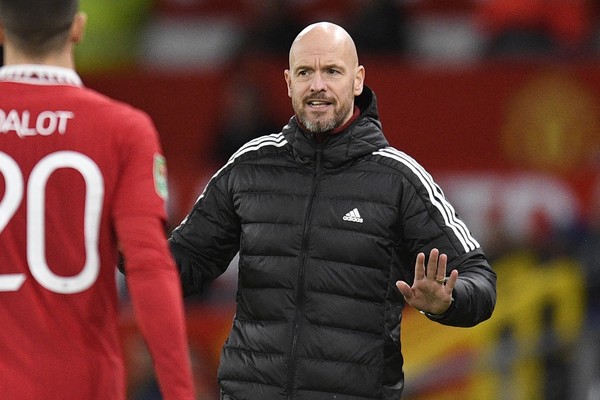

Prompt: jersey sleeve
[111,109,196,399]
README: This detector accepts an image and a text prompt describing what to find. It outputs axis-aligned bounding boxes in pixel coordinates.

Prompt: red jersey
[0,65,195,399]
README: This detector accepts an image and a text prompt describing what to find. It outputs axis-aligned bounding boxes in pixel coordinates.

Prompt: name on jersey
[0,109,74,137]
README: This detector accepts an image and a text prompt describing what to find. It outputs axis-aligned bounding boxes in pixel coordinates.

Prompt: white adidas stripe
[374,147,479,251]
[177,135,287,227]
[228,132,286,162]
[373,147,479,252]
[196,133,288,203]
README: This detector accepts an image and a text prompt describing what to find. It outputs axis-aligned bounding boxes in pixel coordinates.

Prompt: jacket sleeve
[169,167,241,297]
[399,165,497,327]
[427,249,496,327]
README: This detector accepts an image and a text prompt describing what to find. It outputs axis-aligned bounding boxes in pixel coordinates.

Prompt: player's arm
[112,112,195,399]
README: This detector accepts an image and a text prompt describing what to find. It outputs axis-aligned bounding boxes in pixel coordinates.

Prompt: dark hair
[0,0,79,56]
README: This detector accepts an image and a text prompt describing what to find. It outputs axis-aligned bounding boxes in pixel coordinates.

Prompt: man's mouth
[307,99,332,107]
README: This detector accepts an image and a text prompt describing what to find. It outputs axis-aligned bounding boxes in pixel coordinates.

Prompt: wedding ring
[435,277,448,284]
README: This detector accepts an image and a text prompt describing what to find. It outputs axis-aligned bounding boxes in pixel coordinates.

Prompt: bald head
[289,22,359,70]
[284,22,365,134]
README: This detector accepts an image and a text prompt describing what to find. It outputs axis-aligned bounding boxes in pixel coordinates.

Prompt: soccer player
[0,1,196,399]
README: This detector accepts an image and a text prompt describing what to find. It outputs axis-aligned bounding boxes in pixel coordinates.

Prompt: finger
[426,248,439,280]
[414,252,426,280]
[444,269,459,293]
[435,253,448,282]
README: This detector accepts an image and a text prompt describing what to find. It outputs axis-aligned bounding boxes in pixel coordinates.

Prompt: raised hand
[396,248,457,315]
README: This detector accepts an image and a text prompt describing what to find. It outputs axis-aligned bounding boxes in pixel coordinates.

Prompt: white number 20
[0,151,103,294]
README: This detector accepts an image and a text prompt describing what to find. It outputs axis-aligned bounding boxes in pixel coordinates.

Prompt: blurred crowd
[174,0,594,61]
[52,0,600,73]
[3,0,598,68]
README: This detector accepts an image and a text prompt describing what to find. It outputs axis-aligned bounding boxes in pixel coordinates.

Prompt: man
[170,22,496,399]
[0,1,195,399]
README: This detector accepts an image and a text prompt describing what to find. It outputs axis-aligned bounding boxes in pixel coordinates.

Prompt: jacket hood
[282,86,389,169]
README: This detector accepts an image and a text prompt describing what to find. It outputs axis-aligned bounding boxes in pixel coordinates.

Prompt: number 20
[0,151,103,294]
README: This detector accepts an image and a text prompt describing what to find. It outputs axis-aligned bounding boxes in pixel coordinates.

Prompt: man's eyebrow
[293,64,312,71]
[295,62,346,71]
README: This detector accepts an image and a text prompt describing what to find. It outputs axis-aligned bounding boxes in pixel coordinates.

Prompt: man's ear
[354,65,365,96]
[284,69,292,98]
[70,11,87,44]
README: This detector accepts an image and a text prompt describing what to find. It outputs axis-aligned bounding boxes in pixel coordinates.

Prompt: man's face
[285,30,364,134]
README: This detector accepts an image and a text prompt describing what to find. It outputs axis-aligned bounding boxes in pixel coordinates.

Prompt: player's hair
[0,0,79,57]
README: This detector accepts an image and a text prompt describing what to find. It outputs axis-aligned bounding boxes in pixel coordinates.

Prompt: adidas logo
[343,208,363,223]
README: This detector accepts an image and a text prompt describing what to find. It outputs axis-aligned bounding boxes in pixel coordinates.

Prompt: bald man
[285,22,365,135]
[170,22,496,400]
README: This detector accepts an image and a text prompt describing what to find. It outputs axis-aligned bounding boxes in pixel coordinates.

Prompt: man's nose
[310,72,326,91]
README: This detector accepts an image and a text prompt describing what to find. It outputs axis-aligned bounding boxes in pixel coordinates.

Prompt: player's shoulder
[69,88,159,148]
[77,86,153,125]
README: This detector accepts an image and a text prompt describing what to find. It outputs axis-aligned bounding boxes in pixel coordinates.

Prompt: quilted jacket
[169,86,497,400]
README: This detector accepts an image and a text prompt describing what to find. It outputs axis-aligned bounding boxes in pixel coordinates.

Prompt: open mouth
[307,99,332,108]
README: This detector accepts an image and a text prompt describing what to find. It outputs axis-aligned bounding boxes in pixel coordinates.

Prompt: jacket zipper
[286,145,322,399]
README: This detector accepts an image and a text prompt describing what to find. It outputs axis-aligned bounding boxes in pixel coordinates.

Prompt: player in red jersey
[0,1,196,399]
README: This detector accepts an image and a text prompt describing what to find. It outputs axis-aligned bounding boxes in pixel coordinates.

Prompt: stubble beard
[294,95,353,134]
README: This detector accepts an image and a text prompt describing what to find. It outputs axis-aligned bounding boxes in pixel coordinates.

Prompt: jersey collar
[0,64,82,87]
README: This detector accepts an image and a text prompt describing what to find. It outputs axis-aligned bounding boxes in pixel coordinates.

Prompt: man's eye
[328,69,340,75]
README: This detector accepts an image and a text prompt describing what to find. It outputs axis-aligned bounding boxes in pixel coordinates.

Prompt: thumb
[396,280,412,299]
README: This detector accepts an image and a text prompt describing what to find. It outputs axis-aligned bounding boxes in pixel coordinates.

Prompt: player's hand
[395,248,457,315]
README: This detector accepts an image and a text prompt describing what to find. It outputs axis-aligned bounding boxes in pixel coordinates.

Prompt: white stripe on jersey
[373,147,480,253]
[198,133,287,203]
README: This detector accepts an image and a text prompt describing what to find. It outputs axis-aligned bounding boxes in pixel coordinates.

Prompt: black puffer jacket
[169,87,496,400]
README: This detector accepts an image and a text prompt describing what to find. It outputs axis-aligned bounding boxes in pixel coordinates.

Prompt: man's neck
[3,43,74,69]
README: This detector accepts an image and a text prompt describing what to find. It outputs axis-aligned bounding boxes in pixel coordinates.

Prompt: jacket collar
[282,86,389,169]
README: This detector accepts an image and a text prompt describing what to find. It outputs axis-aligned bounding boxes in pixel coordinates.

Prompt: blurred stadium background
[24,0,600,399]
